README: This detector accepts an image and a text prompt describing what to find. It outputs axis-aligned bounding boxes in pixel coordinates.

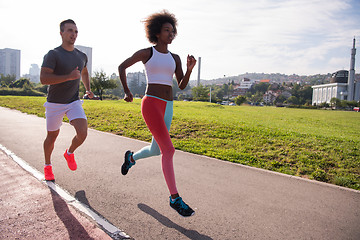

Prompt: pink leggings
[139,95,177,195]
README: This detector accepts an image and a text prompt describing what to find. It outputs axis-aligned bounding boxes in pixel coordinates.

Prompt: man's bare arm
[40,67,80,85]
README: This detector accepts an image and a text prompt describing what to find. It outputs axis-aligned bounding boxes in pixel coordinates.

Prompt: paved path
[0,106,359,240]
[0,149,113,240]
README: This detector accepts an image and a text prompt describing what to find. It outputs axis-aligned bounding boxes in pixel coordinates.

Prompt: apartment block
[0,48,21,79]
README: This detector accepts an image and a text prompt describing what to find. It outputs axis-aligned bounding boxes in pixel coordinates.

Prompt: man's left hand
[86,91,95,99]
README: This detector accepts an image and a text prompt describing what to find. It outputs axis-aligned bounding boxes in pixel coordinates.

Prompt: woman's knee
[162,145,175,158]
[151,147,161,156]
[149,142,161,156]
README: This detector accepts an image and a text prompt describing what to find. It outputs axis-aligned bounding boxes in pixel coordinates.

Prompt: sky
[1,0,360,80]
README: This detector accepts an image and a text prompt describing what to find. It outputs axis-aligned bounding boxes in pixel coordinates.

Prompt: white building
[232,78,255,97]
[312,38,359,105]
[312,70,360,105]
[0,48,21,79]
[127,71,146,86]
[263,90,277,104]
[29,64,40,83]
[75,45,92,76]
[240,77,255,88]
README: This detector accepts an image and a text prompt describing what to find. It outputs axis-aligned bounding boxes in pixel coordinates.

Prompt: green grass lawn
[1,96,359,190]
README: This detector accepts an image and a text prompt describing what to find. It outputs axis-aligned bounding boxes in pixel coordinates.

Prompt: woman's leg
[141,96,177,195]
[132,98,173,161]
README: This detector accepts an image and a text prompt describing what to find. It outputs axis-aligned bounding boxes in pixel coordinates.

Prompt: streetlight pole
[209,87,211,103]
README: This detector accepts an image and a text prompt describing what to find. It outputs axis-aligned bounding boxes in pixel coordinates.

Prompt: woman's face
[156,22,175,44]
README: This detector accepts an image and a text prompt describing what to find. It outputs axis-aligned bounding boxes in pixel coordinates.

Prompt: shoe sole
[121,164,129,175]
[121,151,132,175]
[172,208,195,217]
[170,204,195,217]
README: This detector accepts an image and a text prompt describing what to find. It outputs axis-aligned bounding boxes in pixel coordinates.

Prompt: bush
[234,95,246,105]
[0,88,45,96]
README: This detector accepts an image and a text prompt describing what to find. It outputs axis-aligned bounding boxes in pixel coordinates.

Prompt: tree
[9,78,33,89]
[234,95,246,105]
[222,83,229,100]
[275,95,287,105]
[344,100,359,109]
[246,91,264,105]
[91,71,118,100]
[103,77,125,98]
[172,78,191,98]
[0,74,16,87]
[286,96,299,105]
[192,84,209,101]
[330,97,340,109]
[251,82,270,94]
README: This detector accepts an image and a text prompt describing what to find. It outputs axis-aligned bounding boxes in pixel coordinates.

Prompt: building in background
[0,48,21,79]
[127,71,146,86]
[312,38,359,105]
[29,64,40,83]
[75,45,92,76]
[232,78,255,97]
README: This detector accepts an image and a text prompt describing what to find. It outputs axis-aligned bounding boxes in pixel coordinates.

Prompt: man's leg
[44,130,60,165]
[68,118,88,153]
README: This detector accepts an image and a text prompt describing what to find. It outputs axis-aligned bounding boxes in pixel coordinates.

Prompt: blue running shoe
[169,196,195,217]
[121,150,135,175]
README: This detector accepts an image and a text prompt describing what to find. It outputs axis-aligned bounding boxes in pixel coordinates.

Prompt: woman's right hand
[124,91,133,102]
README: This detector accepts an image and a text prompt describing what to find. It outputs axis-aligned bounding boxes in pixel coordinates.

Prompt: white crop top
[144,47,176,86]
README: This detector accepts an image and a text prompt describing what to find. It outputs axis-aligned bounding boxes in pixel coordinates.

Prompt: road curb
[0,143,131,240]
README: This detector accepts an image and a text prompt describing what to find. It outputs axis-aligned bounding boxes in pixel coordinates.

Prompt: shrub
[0,88,45,96]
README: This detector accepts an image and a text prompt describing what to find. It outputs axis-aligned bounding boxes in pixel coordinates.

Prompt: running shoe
[121,150,135,175]
[64,149,77,171]
[44,165,55,181]
[169,196,195,217]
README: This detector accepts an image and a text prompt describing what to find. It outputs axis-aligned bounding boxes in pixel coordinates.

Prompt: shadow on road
[75,190,103,218]
[49,187,95,240]
[138,203,213,240]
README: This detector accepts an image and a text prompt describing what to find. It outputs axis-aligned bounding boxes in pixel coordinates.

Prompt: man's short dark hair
[60,19,76,32]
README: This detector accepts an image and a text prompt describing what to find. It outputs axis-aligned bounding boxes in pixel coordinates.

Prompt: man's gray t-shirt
[41,46,88,104]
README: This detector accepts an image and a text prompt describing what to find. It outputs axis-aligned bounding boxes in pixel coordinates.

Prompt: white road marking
[0,144,131,240]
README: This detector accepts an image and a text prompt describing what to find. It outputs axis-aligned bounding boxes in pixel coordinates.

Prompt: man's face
[60,23,78,45]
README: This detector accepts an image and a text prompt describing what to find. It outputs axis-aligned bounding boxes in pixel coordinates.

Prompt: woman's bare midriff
[146,84,173,101]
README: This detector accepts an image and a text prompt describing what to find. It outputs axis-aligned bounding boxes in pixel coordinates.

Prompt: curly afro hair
[143,10,177,44]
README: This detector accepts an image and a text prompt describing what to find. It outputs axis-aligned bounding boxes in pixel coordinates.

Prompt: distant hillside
[190,72,345,87]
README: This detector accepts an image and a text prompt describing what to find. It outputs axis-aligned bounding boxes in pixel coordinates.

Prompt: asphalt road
[0,106,359,240]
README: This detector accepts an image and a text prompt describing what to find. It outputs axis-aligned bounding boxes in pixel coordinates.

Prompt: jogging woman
[118,10,196,217]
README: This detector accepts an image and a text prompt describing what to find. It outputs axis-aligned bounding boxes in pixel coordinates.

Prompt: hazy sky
[1,0,359,80]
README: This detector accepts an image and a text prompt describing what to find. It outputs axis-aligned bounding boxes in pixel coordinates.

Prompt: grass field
[0,96,359,190]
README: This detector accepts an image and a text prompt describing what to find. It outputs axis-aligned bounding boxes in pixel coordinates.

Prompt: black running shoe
[121,150,135,175]
[169,196,195,217]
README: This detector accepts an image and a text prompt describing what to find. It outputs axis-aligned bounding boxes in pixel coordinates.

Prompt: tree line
[2,72,359,109]
[189,81,315,106]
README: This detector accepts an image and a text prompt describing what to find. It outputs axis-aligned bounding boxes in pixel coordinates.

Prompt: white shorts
[44,100,87,131]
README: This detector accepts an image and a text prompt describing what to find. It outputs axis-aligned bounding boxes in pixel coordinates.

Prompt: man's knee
[77,129,88,141]
[44,130,59,145]
[71,118,88,140]
[46,130,59,140]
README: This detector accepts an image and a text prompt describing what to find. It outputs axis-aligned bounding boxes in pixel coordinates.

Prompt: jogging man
[40,19,94,181]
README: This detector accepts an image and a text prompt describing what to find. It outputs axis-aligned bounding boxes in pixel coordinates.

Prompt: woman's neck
[154,43,168,54]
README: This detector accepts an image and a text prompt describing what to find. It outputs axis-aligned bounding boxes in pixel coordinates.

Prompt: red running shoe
[64,149,77,171]
[44,165,55,181]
